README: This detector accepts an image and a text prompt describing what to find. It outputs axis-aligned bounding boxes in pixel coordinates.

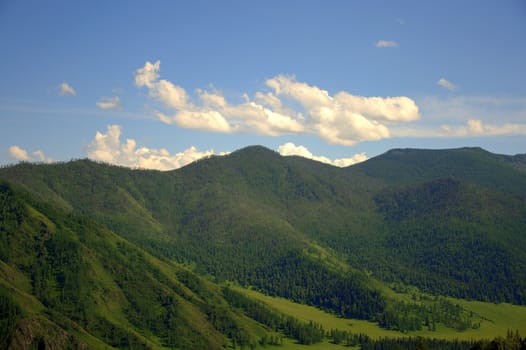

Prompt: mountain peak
[231,145,279,156]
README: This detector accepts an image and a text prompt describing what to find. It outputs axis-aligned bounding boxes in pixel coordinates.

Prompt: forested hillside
[1,146,526,348]
[0,182,289,349]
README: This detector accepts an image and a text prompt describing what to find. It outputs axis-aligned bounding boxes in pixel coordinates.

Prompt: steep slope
[368,177,526,302]
[342,148,526,302]
[0,147,377,293]
[0,182,283,349]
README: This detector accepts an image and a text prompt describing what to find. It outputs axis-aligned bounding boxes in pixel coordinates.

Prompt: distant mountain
[1,145,525,347]
[349,147,526,192]
[346,147,526,301]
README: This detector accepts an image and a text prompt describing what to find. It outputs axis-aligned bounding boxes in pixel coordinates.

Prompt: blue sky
[1,0,525,170]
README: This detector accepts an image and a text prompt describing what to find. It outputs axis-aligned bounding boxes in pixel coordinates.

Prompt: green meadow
[237,286,526,343]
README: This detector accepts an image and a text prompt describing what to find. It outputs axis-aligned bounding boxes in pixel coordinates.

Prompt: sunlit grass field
[236,286,526,345]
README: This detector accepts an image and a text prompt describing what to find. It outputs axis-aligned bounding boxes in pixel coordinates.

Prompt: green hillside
[1,145,526,348]
[0,182,291,349]
[349,147,526,192]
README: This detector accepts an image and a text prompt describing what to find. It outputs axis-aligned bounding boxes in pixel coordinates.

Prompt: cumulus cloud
[375,40,399,48]
[135,61,420,146]
[86,125,368,170]
[159,109,232,133]
[8,146,53,163]
[438,78,456,91]
[277,142,367,167]
[8,146,30,161]
[266,75,419,145]
[134,60,160,89]
[96,96,122,110]
[135,61,305,135]
[59,82,77,96]
[86,125,226,171]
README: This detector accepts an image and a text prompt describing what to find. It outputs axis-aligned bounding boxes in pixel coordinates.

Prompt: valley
[1,146,525,349]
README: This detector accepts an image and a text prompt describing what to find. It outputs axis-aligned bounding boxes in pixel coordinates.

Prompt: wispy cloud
[375,40,399,48]
[387,95,526,139]
[135,61,419,146]
[440,119,526,137]
[278,142,367,167]
[418,96,526,124]
[437,78,456,91]
[96,96,122,110]
[8,145,53,163]
[59,82,77,96]
[391,120,526,139]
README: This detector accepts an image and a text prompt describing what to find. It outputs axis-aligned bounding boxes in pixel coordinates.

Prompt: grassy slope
[0,183,280,349]
[237,287,526,341]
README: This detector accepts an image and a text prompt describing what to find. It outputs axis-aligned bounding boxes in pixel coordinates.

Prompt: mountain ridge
[1,145,526,348]
[349,146,526,191]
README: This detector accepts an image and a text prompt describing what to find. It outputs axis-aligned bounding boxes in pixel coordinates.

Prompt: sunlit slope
[0,183,280,349]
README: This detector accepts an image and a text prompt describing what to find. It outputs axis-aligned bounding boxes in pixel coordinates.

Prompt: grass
[239,287,403,339]
[236,286,526,342]
[279,337,357,350]
[451,299,526,339]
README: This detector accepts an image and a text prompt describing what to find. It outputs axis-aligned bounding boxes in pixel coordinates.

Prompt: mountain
[349,147,526,191]
[0,181,292,349]
[346,147,526,301]
[1,145,526,347]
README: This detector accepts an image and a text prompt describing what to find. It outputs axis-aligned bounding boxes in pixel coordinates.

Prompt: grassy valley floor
[235,286,526,344]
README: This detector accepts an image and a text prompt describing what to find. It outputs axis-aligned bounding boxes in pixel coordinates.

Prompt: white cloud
[437,78,456,91]
[134,60,160,89]
[86,124,226,171]
[8,146,53,163]
[277,142,367,167]
[375,40,399,48]
[135,60,189,110]
[134,61,306,135]
[160,109,232,132]
[32,150,48,162]
[135,61,420,147]
[466,119,484,135]
[8,146,30,161]
[86,125,368,170]
[96,96,122,110]
[334,93,420,122]
[59,82,77,96]
[333,153,368,167]
[266,75,419,145]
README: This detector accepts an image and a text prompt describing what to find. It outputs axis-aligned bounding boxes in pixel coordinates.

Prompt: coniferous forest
[1,146,526,349]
